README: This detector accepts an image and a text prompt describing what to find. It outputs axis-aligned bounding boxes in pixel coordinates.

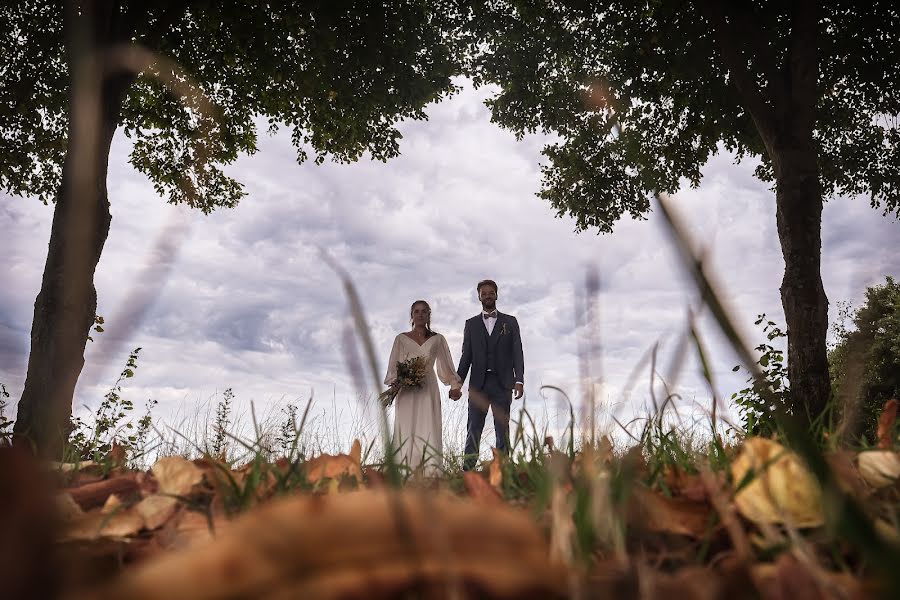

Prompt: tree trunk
[14,1,134,457]
[773,146,832,425]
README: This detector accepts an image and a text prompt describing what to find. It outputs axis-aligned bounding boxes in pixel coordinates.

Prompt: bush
[830,276,900,444]
[731,314,791,436]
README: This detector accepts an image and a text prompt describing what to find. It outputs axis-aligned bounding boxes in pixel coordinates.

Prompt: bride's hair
[410,300,436,337]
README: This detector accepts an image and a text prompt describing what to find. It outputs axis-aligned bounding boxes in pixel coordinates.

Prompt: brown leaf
[108,442,128,469]
[100,494,123,514]
[56,492,87,522]
[877,399,899,450]
[64,507,145,541]
[825,450,869,498]
[489,447,503,490]
[462,471,503,505]
[628,484,714,539]
[663,465,717,502]
[302,439,363,485]
[151,456,205,497]
[153,508,216,551]
[362,466,386,489]
[82,490,567,600]
[752,553,865,600]
[134,495,179,531]
[66,473,142,510]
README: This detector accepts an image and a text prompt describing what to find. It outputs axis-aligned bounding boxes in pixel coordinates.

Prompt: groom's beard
[481,301,496,311]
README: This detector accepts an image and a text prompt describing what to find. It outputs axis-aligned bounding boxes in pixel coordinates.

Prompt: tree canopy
[463,0,900,423]
[2,0,465,455]
[831,276,900,442]
[1,1,463,211]
[464,0,900,232]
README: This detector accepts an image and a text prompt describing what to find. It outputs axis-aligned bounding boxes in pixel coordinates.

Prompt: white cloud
[2,81,898,452]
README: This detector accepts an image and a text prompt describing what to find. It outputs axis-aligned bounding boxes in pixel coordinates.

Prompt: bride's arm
[436,334,462,390]
[384,335,401,386]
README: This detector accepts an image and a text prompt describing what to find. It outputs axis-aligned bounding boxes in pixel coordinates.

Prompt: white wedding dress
[384,332,461,474]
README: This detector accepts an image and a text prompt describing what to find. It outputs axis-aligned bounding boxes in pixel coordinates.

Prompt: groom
[451,279,524,471]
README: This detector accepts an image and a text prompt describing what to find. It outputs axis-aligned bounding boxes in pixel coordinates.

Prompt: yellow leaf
[152,456,205,496]
[731,437,824,527]
[135,495,179,530]
[857,450,900,489]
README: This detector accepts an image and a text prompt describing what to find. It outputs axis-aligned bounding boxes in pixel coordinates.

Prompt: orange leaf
[877,399,898,450]
[489,448,503,490]
[462,472,503,505]
[302,439,363,485]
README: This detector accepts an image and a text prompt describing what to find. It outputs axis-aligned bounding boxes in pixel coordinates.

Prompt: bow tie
[483,311,497,319]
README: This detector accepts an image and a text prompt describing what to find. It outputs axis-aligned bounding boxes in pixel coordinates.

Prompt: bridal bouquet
[379,356,427,407]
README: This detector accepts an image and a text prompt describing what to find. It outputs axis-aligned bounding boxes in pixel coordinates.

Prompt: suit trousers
[463,371,512,471]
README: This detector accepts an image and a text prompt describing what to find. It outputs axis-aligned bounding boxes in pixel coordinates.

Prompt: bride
[384,300,461,474]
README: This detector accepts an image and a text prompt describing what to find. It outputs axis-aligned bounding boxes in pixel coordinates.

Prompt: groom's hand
[449,388,462,401]
[514,383,524,399]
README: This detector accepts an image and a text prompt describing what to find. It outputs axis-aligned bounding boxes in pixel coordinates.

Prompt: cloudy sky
[2,80,898,454]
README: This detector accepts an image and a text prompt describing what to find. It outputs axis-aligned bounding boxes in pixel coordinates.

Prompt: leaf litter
[3,411,900,600]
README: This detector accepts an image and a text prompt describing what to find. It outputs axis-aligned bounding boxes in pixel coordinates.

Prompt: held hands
[449,388,462,401]
[514,383,524,399]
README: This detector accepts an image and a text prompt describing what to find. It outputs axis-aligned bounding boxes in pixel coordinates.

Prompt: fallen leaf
[302,439,363,485]
[731,437,824,528]
[80,490,567,600]
[56,492,86,522]
[151,456,205,497]
[489,447,503,490]
[66,473,142,510]
[877,399,899,450]
[64,507,145,541]
[752,553,864,600]
[462,471,503,505]
[362,466,386,488]
[628,484,714,539]
[134,495,179,530]
[100,494,123,514]
[856,450,900,489]
[825,450,869,498]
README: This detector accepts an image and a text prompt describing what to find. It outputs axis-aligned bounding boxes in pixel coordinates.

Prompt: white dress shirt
[482,311,497,335]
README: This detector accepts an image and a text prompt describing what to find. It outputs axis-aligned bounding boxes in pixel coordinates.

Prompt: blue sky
[2,80,898,453]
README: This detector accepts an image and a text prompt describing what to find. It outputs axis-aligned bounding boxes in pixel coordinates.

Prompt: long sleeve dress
[384,332,462,473]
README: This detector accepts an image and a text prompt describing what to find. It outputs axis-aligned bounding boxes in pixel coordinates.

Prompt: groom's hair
[476,279,498,294]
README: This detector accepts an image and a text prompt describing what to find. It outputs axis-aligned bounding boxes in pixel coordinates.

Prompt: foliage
[68,347,149,461]
[462,1,900,232]
[211,388,233,459]
[0,1,465,210]
[86,315,105,343]
[731,315,790,437]
[830,276,900,443]
[275,402,300,458]
[0,382,12,445]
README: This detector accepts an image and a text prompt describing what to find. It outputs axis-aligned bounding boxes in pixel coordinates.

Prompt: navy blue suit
[457,312,524,470]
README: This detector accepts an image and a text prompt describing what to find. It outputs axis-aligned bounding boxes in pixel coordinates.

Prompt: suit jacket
[457,311,524,391]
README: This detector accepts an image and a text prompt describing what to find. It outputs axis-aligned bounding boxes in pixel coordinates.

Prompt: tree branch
[696,0,778,148]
